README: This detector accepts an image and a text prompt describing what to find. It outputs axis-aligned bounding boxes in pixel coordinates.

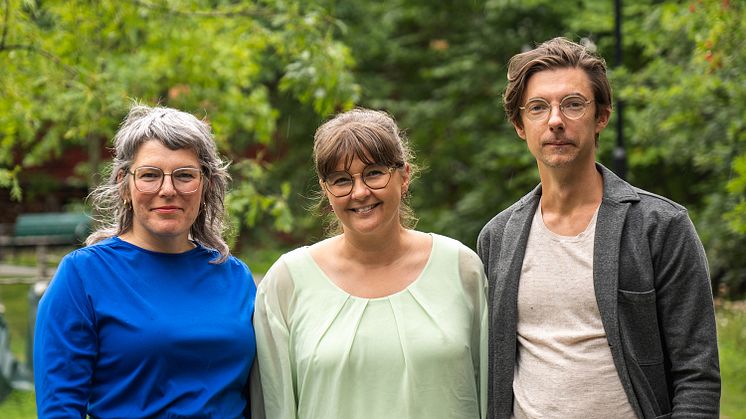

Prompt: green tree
[617,0,746,295]
[320,0,616,245]
[0,0,358,236]
[320,0,745,295]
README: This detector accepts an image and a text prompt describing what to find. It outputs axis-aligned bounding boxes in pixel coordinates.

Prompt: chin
[542,155,579,168]
[146,223,191,238]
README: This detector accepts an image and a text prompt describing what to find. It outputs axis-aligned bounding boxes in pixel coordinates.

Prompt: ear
[401,163,411,191]
[116,170,130,201]
[513,121,527,140]
[319,178,329,198]
[595,106,611,133]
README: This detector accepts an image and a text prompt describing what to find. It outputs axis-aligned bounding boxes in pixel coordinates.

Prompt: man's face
[513,67,610,170]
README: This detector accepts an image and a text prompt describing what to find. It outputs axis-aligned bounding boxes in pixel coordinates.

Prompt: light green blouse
[254,233,487,419]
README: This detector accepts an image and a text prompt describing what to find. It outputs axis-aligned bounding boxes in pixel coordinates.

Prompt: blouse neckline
[301,233,437,301]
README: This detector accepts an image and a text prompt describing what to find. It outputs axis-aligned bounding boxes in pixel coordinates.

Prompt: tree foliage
[321,0,616,245]
[617,0,746,295]
[2,0,745,295]
[320,0,745,295]
[0,0,358,234]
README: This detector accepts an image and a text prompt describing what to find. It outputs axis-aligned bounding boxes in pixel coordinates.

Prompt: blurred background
[0,0,744,416]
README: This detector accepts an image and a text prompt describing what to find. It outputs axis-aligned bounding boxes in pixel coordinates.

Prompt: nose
[547,103,565,131]
[158,174,177,196]
[349,175,370,200]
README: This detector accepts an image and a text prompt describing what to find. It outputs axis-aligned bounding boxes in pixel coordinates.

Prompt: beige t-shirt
[512,203,636,418]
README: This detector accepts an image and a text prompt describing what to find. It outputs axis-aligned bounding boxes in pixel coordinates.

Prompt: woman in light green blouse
[254,108,487,419]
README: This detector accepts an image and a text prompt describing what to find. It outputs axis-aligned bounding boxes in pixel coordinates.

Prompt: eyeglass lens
[522,95,590,121]
[133,166,202,194]
[325,164,393,197]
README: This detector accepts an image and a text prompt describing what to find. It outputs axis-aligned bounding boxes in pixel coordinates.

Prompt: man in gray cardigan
[477,37,720,418]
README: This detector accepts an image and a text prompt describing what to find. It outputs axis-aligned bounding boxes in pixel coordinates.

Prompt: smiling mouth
[350,203,380,213]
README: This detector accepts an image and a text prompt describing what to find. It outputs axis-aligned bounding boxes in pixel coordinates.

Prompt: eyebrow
[134,164,200,170]
[525,92,588,102]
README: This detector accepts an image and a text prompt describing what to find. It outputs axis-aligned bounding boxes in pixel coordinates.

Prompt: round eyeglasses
[129,166,203,194]
[323,164,398,198]
[519,95,593,121]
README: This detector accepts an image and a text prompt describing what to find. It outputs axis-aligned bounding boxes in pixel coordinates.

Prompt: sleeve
[248,269,265,419]
[253,257,298,419]
[458,247,489,419]
[33,253,97,418]
[655,210,720,415]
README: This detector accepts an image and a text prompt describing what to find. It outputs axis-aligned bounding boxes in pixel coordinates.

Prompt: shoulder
[43,239,122,301]
[59,237,121,268]
[627,188,698,249]
[427,234,487,306]
[606,179,691,231]
[599,162,687,219]
[223,253,252,273]
[430,233,485,280]
[430,233,479,262]
[256,247,306,295]
[631,187,688,217]
[597,163,691,232]
[219,254,257,289]
[477,187,539,253]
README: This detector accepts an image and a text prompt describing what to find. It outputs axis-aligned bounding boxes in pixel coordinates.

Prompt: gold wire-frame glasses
[128,166,203,194]
[519,94,593,121]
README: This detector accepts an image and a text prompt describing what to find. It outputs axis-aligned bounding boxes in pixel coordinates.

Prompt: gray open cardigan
[477,164,720,419]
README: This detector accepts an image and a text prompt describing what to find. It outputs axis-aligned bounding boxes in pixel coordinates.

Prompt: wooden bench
[0,212,91,280]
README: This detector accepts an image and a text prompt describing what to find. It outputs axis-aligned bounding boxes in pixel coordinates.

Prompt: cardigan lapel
[497,188,540,329]
[592,164,639,369]
[492,187,540,415]
[593,198,627,346]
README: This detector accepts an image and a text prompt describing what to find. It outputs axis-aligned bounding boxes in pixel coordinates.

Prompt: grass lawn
[1,277,744,417]
[718,300,746,418]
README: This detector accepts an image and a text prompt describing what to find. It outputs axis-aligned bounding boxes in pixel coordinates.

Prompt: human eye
[137,167,162,181]
[363,165,388,179]
[525,101,549,115]
[327,172,352,186]
[174,169,199,182]
[562,97,587,110]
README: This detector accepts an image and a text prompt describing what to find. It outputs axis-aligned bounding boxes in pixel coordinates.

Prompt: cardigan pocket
[623,350,672,417]
[617,288,663,364]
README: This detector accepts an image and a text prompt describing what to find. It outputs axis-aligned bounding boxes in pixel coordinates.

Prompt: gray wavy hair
[86,104,231,263]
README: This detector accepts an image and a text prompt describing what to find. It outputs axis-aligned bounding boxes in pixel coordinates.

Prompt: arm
[253,258,298,419]
[248,267,265,419]
[33,254,96,418]
[655,210,720,416]
[459,248,489,419]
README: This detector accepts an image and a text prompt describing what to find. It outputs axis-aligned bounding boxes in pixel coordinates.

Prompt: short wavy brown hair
[503,37,612,130]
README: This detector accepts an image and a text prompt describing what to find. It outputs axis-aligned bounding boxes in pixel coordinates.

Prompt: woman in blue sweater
[34,104,257,418]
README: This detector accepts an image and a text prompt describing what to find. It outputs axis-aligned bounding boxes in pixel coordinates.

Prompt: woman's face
[322,154,409,239]
[124,140,203,251]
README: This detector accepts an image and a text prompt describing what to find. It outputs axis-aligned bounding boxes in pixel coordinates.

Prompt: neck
[338,226,410,266]
[119,230,195,254]
[538,162,603,215]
